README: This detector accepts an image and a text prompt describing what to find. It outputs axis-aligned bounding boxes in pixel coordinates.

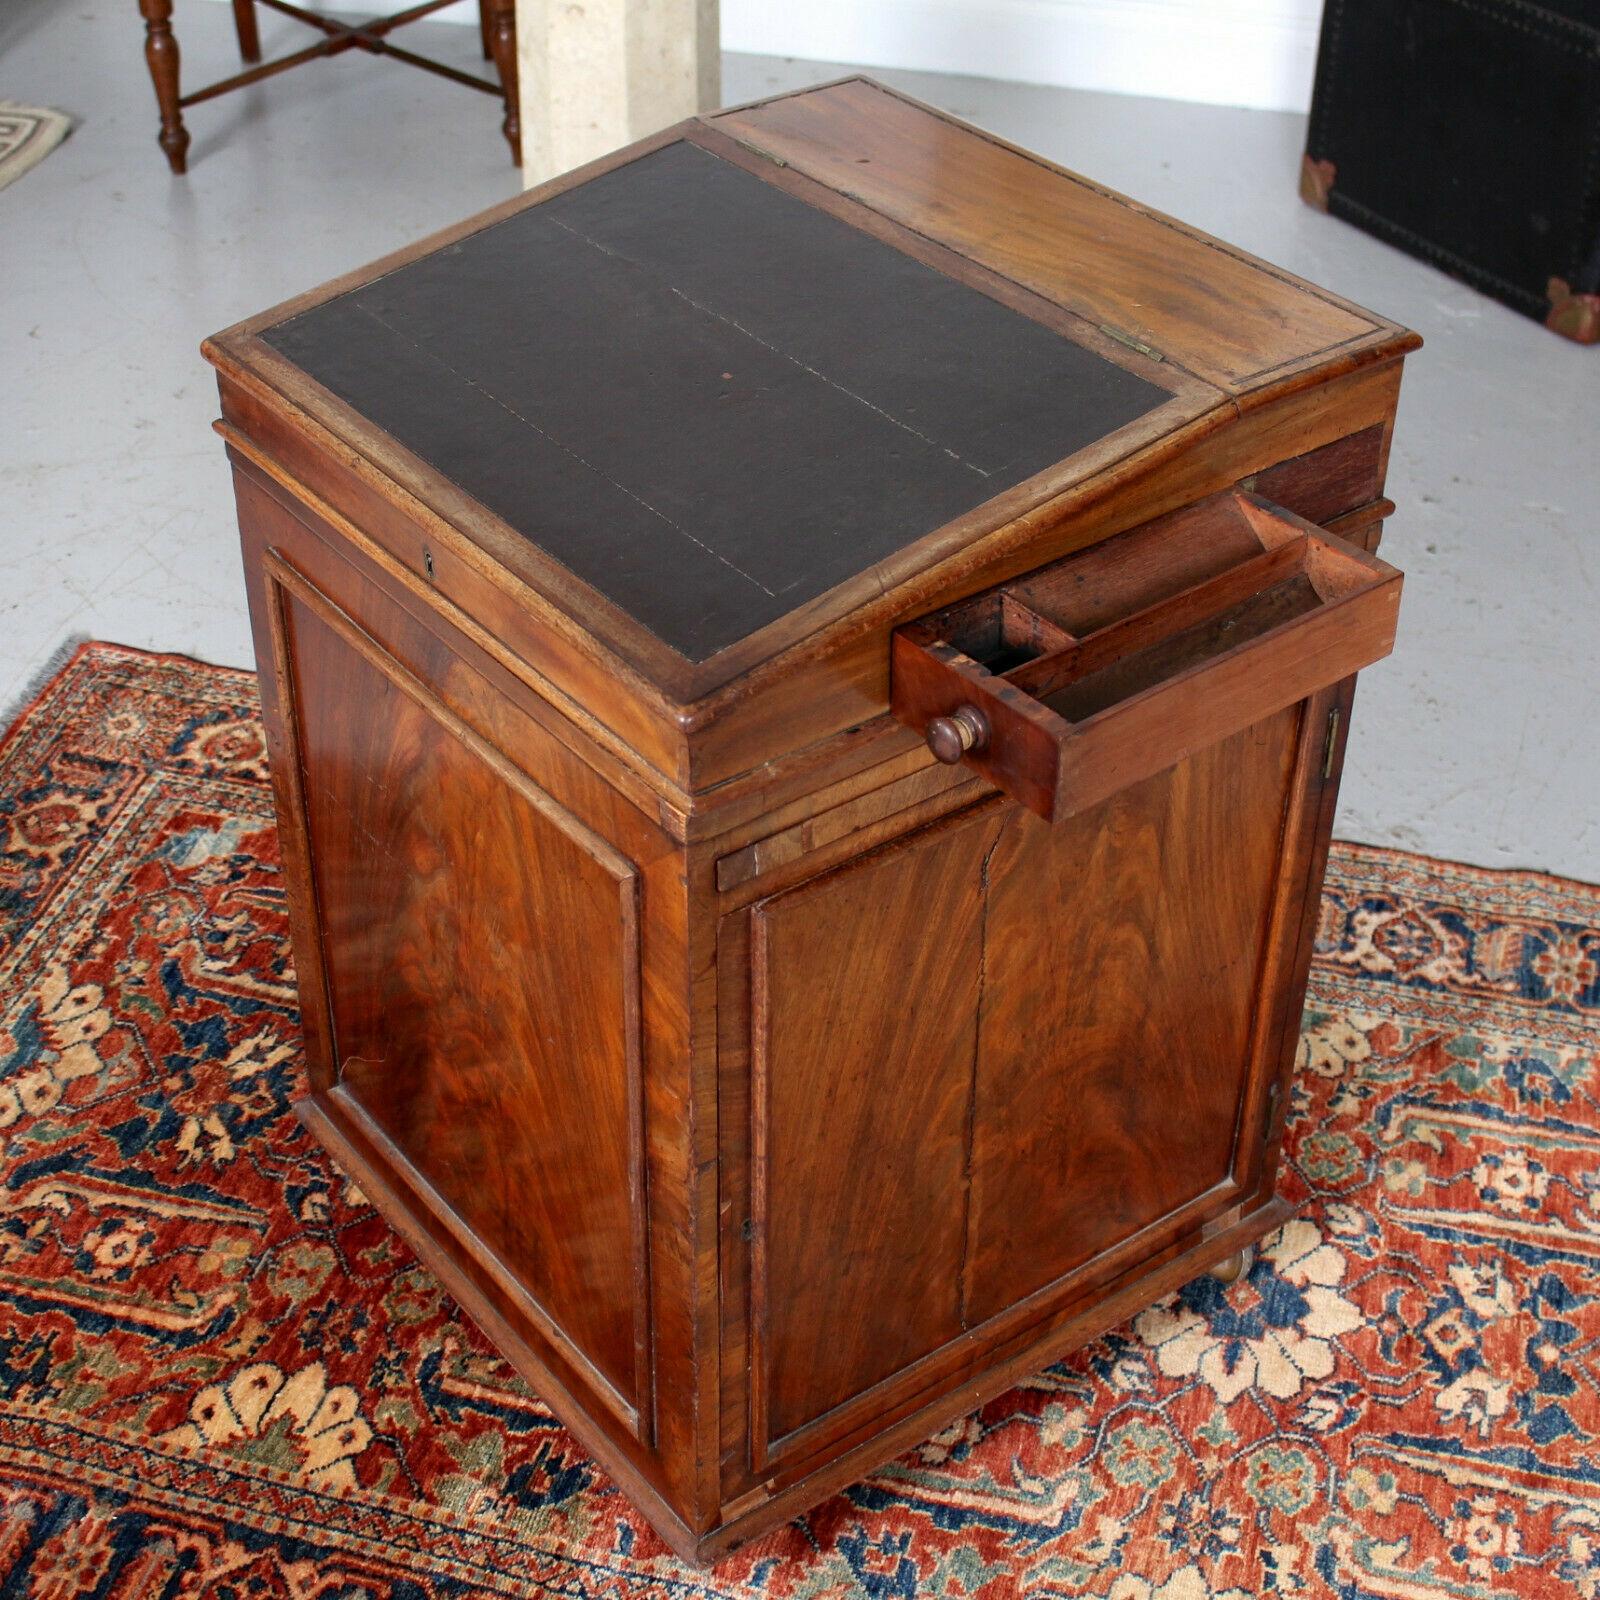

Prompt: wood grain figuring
[714,759,980,892]
[234,471,710,1508]
[216,388,694,796]
[677,361,1410,798]
[707,708,1330,1499]
[209,250,1412,804]
[292,1092,700,1558]
[273,566,649,1418]
[749,805,1003,1458]
[715,79,1384,392]
[964,710,1297,1320]
[232,459,683,856]
[1241,424,1386,527]
[1009,521,1262,639]
[703,1194,1292,1559]
[205,99,1417,756]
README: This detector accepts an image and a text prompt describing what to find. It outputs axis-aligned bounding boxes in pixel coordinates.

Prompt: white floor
[4,2,1597,879]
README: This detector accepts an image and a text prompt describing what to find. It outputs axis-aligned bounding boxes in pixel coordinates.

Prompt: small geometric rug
[0,103,71,192]
[2,640,1598,1598]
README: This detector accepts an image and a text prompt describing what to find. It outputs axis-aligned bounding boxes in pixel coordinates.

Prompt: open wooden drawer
[892,490,1403,821]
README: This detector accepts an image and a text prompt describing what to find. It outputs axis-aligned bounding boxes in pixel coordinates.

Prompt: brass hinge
[1097,323,1165,362]
[1321,706,1341,780]
[731,135,787,168]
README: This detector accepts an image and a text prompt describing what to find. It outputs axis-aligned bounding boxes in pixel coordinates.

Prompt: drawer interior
[893,488,1402,821]
[927,492,1376,723]
[1037,576,1322,724]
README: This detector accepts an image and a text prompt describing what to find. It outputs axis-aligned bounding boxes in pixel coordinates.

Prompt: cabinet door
[734,693,1335,1476]
[962,703,1301,1323]
[744,803,1004,1468]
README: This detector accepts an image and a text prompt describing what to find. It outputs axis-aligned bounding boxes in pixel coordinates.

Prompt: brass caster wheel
[1208,1245,1254,1285]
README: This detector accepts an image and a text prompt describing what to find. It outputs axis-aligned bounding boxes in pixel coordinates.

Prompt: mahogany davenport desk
[205,78,1418,1564]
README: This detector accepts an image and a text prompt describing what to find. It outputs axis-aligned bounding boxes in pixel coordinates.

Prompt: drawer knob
[926,705,990,764]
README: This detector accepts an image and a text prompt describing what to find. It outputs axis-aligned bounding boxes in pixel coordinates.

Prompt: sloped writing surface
[263,140,1167,662]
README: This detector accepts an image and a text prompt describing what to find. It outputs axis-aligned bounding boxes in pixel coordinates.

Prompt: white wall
[203,0,1325,113]
[721,0,1324,113]
[197,0,485,27]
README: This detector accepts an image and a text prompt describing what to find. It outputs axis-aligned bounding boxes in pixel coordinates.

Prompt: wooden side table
[136,0,519,174]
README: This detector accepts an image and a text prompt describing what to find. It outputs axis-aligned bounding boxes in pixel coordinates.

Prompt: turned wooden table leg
[231,0,261,63]
[138,0,190,174]
[484,0,520,167]
[477,0,492,59]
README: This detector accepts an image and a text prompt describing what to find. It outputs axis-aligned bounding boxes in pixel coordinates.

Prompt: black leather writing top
[264,140,1166,661]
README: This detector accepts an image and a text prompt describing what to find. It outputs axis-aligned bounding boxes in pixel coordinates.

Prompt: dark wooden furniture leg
[140,0,512,171]
[232,0,262,63]
[484,0,520,166]
[138,0,190,174]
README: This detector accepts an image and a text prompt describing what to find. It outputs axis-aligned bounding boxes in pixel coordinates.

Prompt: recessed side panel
[270,562,648,1428]
[749,806,1002,1465]
[964,707,1302,1322]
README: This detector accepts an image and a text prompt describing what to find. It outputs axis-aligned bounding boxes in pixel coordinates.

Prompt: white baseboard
[196,0,483,24]
[201,0,1323,113]
[721,0,1323,113]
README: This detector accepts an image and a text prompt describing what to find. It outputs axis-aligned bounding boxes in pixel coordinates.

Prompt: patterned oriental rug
[2,641,1598,1599]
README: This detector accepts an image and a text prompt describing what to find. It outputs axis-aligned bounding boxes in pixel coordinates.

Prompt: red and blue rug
[2,641,1597,1598]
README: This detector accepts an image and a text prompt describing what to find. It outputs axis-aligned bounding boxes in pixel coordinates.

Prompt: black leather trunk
[1304,0,1600,344]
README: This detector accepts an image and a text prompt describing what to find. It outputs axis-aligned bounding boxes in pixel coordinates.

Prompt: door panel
[748,805,1002,1461]
[963,707,1302,1323]
[278,577,648,1419]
